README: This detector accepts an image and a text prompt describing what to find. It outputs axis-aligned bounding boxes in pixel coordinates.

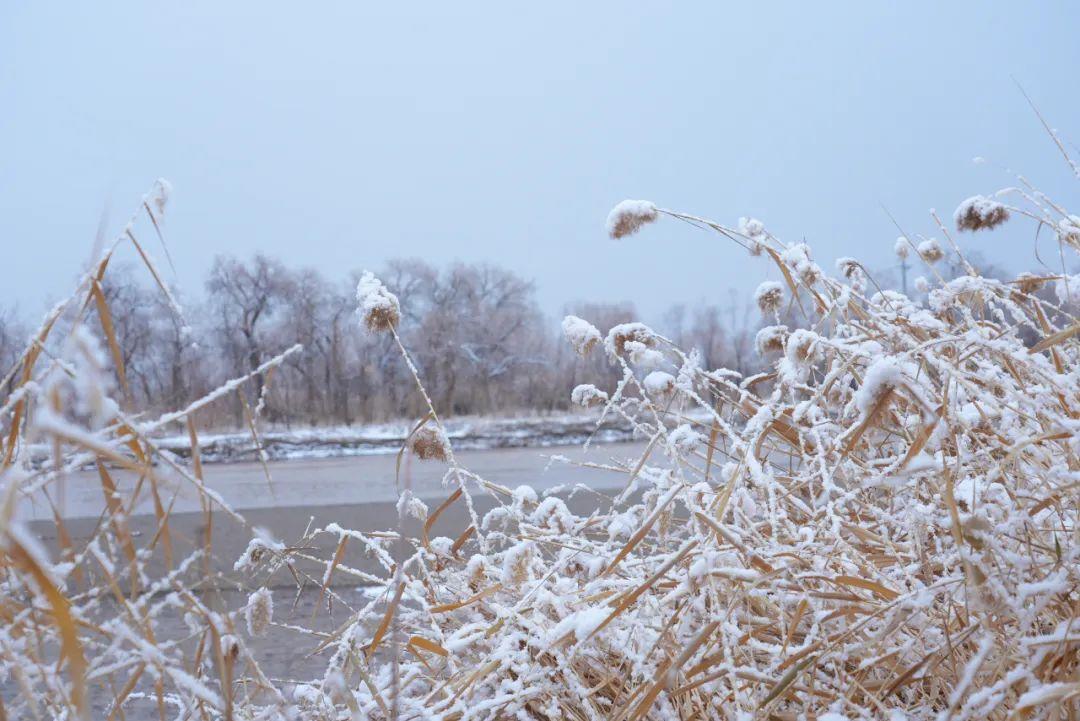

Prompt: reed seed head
[755,325,788,355]
[605,322,656,357]
[410,425,451,461]
[738,216,765,238]
[245,588,273,637]
[501,541,535,585]
[571,383,608,408]
[835,257,862,280]
[562,315,601,356]
[1013,272,1044,295]
[642,370,676,399]
[739,216,766,255]
[355,271,401,332]
[954,195,1009,232]
[784,328,820,367]
[754,281,784,314]
[894,236,910,259]
[1058,215,1080,248]
[605,200,658,239]
[918,238,945,264]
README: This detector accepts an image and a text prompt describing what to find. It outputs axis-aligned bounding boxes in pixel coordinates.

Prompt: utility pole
[900,256,910,296]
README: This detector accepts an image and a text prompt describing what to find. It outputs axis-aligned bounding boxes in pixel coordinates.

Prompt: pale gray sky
[2,2,1078,321]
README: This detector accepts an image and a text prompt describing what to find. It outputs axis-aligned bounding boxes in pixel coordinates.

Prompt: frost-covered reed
[1,160,1078,720]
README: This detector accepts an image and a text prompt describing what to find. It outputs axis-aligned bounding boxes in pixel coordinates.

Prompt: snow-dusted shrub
[1,166,1078,721]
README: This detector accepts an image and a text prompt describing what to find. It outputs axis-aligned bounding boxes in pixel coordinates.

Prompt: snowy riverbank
[150,412,642,463]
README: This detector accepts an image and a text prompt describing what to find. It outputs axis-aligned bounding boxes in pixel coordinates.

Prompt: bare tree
[321,283,359,423]
[98,267,157,406]
[20,253,819,427]
[0,305,26,400]
[405,263,547,415]
[153,291,203,411]
[279,268,330,422]
[206,254,295,419]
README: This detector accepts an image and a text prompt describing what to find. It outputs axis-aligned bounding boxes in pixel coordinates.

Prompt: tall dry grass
[1,155,1078,721]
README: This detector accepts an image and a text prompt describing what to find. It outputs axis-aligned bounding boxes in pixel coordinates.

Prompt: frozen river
[23,440,652,584]
[23,440,648,519]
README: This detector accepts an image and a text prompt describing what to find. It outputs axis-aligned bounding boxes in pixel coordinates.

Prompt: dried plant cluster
[356,271,402,333]
[954,196,1011,233]
[605,200,658,240]
[0,168,1078,721]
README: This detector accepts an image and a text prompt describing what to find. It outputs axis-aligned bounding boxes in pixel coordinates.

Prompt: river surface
[21,440,650,521]
[22,440,656,582]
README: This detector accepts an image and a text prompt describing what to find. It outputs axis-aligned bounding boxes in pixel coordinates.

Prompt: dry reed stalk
[2,152,1080,721]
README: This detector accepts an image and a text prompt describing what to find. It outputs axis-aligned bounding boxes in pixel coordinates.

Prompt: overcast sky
[2,2,1079,323]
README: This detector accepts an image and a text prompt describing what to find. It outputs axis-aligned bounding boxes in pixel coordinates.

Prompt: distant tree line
[0,250,1029,429]
[0,254,761,428]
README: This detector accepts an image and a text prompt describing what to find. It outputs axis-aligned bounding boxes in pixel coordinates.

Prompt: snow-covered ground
[149,412,639,464]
